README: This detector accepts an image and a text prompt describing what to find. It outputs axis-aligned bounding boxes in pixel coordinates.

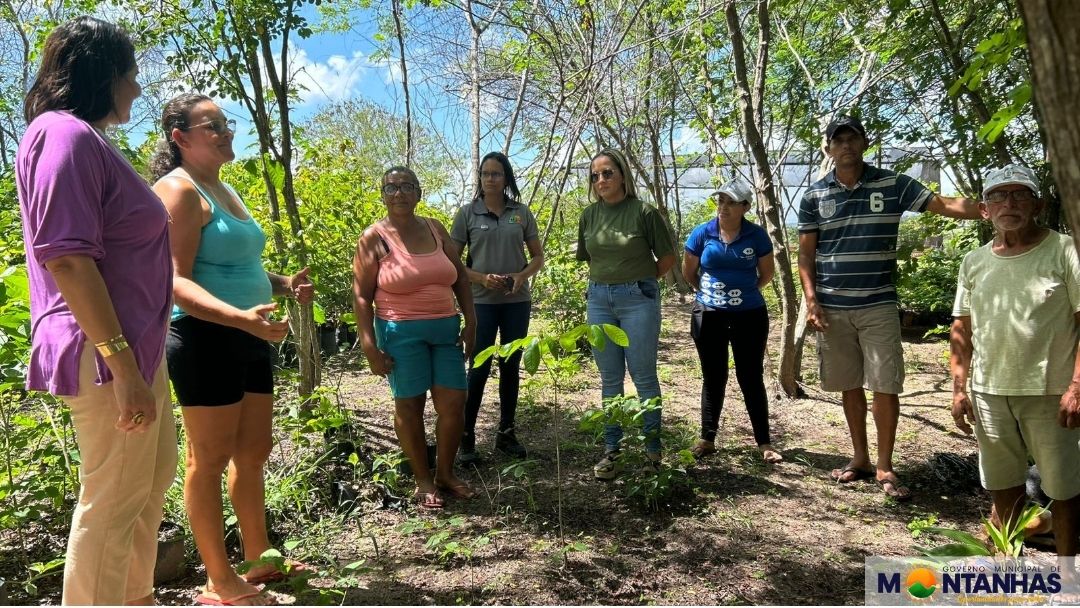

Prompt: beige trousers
[60,345,177,605]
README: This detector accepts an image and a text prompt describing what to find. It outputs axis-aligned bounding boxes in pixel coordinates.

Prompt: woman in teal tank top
[150,94,315,606]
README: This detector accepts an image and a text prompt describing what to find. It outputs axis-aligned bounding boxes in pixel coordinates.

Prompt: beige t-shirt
[953,230,1080,395]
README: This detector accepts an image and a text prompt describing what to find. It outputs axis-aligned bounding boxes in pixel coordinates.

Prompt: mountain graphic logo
[905,568,938,599]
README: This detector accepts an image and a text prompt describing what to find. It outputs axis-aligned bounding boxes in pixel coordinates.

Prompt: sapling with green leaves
[472,322,627,556]
[917,501,1049,557]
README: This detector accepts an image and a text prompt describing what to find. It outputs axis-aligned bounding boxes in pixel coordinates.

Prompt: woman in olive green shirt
[576,148,676,480]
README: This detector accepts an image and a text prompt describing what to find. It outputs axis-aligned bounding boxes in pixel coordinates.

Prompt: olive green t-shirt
[576,197,675,284]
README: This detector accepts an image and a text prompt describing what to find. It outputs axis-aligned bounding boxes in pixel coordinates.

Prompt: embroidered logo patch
[820,199,836,219]
[508,215,521,224]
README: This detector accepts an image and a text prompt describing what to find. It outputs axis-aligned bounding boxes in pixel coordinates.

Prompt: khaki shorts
[972,392,1080,501]
[816,303,904,394]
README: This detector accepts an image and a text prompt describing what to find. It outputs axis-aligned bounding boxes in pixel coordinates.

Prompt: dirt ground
[15,297,1004,605]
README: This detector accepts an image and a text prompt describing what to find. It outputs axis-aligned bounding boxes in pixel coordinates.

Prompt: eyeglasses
[985,189,1036,204]
[187,119,236,135]
[481,171,504,179]
[589,169,617,183]
[382,183,419,196]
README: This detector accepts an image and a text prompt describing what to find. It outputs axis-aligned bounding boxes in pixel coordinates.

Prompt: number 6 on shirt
[869,192,885,212]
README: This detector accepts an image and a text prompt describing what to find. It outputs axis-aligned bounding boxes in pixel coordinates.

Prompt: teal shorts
[374,315,467,398]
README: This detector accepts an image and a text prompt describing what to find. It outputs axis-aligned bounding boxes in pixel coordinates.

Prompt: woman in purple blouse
[16,18,176,605]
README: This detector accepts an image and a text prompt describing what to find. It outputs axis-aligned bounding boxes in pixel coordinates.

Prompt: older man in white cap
[950,163,1080,556]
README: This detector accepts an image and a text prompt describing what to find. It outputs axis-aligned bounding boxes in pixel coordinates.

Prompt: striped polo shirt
[797,164,932,309]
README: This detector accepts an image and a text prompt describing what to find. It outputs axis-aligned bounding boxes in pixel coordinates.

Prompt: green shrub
[896,214,981,316]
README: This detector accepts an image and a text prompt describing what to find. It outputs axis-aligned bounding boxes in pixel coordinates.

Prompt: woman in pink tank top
[352,166,477,510]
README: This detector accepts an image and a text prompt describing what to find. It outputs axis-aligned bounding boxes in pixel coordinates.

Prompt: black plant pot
[319,325,339,356]
[330,479,362,513]
[324,422,358,461]
[336,324,357,348]
[396,443,438,477]
[154,521,187,585]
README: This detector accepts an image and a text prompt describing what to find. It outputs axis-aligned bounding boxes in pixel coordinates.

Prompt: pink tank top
[373,218,459,321]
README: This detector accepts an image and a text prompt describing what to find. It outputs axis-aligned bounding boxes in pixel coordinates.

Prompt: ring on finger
[132,412,146,425]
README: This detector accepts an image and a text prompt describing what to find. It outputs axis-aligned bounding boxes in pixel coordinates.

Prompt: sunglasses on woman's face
[589,168,617,183]
[187,119,236,135]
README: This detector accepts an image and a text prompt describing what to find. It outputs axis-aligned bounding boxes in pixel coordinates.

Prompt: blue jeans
[465,301,532,435]
[586,278,663,454]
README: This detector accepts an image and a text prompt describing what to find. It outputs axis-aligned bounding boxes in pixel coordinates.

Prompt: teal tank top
[167,175,273,321]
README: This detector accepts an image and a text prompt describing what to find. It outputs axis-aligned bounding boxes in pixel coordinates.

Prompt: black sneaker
[458,433,480,466]
[495,428,528,458]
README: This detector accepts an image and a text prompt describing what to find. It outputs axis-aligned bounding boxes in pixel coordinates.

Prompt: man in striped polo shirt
[797,115,980,501]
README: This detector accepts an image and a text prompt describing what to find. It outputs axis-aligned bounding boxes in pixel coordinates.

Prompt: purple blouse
[17,111,172,395]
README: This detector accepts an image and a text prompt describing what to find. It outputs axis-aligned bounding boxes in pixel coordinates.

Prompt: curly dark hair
[149,93,212,180]
[23,17,136,124]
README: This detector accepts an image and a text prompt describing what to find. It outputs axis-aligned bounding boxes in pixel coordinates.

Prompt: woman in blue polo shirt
[682,180,781,463]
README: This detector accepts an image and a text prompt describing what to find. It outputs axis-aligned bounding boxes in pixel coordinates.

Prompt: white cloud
[290,48,369,105]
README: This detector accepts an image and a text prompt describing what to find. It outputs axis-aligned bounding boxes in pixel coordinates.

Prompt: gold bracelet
[94,335,129,357]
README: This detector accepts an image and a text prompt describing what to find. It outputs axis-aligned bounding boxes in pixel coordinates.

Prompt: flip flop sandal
[436,482,477,500]
[195,591,275,606]
[243,560,314,585]
[830,465,875,483]
[877,477,913,502]
[413,490,444,511]
[761,449,784,463]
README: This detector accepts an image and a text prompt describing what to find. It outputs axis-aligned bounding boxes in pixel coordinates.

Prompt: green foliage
[530,248,589,334]
[369,449,409,497]
[485,458,542,512]
[896,214,981,316]
[0,393,78,532]
[578,395,693,510]
[908,512,939,538]
[239,547,370,605]
[950,18,1030,144]
[917,502,1047,558]
[224,386,359,528]
[23,557,65,597]
[397,515,501,566]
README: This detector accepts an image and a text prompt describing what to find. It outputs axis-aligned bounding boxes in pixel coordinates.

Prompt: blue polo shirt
[685,218,772,311]
[797,164,932,309]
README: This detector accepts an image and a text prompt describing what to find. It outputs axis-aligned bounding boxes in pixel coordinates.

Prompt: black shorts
[166,315,275,406]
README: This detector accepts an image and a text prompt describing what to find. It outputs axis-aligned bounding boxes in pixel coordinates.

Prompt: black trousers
[690,303,771,445]
[464,301,532,435]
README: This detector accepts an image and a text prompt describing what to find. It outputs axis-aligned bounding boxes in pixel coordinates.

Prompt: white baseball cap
[714,179,753,204]
[983,164,1040,198]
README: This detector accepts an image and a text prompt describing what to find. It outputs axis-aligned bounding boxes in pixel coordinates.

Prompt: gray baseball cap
[982,164,1040,198]
[714,179,753,204]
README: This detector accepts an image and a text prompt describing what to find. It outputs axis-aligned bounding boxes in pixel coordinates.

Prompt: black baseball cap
[825,115,867,141]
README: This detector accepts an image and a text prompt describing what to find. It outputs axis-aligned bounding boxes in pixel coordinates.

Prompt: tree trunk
[725,0,801,398]
[258,4,320,396]
[392,0,413,164]
[467,0,483,187]
[1018,0,1080,248]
